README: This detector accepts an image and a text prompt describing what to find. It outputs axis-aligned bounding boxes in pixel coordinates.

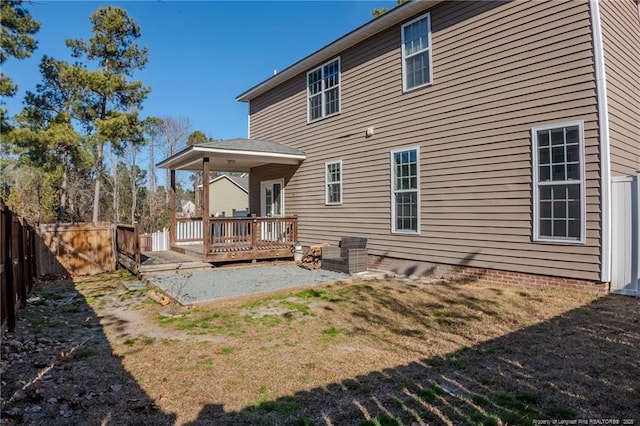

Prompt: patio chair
[321,236,368,274]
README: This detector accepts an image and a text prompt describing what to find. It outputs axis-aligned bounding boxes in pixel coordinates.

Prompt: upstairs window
[325,160,342,205]
[532,122,585,243]
[308,58,340,122]
[401,13,432,92]
[391,147,420,233]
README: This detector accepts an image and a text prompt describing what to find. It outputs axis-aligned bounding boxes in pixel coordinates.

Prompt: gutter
[236,0,440,102]
[589,0,612,283]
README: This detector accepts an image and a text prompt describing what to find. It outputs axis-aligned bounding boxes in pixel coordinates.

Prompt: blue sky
[3,0,396,140]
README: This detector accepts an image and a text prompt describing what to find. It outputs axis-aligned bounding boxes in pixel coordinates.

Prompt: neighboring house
[230,0,639,292]
[200,174,249,217]
[177,199,196,217]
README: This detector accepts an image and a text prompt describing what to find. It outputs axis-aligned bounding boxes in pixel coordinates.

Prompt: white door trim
[260,178,285,217]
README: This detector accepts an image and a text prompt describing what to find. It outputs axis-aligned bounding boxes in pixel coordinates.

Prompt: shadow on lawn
[187,294,640,425]
[0,275,177,425]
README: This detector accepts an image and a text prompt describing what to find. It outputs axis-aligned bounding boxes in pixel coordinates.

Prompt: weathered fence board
[1,201,38,336]
[115,224,140,276]
[37,223,115,276]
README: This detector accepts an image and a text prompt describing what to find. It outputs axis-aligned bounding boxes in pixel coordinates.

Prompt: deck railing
[171,216,298,261]
[209,216,298,251]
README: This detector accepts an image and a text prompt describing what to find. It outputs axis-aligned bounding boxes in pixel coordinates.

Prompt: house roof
[236,0,440,102]
[206,174,249,193]
[226,174,249,192]
[156,138,306,172]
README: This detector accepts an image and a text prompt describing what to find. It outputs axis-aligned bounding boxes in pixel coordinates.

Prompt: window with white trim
[391,148,419,233]
[401,13,431,92]
[325,160,342,205]
[532,122,585,243]
[307,58,340,122]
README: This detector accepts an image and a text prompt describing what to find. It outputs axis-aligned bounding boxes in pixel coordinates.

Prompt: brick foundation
[368,255,609,295]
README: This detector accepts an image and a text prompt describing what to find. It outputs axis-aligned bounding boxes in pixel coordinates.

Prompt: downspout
[589,0,612,283]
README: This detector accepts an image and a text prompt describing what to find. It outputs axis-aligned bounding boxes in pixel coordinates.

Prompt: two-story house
[159,0,638,293]
[234,0,639,292]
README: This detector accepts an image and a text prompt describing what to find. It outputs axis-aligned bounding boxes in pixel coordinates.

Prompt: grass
[360,415,404,426]
[62,272,638,426]
[219,346,235,355]
[75,344,98,358]
[123,335,155,346]
[411,382,446,403]
[253,397,300,414]
[465,411,501,426]
[197,357,214,367]
[322,326,345,337]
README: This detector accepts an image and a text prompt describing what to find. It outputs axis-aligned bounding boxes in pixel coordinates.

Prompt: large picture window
[325,160,342,205]
[307,58,340,122]
[401,13,432,92]
[391,147,419,233]
[532,122,585,243]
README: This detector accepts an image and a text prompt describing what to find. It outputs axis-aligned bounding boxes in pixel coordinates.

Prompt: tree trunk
[113,164,120,224]
[58,150,68,222]
[149,142,155,230]
[92,141,104,223]
[131,166,137,224]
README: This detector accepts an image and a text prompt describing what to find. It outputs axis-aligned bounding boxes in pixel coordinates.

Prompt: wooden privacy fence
[38,222,116,277]
[1,201,38,336]
[115,224,140,276]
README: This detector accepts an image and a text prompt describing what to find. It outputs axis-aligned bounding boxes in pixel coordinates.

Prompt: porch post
[169,169,176,247]
[202,157,210,258]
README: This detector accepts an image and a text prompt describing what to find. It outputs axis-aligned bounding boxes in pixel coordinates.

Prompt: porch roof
[156,138,306,172]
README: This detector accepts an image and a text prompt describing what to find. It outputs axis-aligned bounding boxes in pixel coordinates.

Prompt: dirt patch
[2,271,639,425]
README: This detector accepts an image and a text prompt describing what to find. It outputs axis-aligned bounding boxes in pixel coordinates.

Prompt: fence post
[251,215,258,251]
[30,225,36,290]
[134,223,141,272]
[17,218,27,308]
[4,206,15,331]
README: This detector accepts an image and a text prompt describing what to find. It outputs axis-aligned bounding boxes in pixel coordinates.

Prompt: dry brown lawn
[1,270,639,425]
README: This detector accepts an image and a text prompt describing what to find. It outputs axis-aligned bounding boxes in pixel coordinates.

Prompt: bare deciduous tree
[160,116,191,201]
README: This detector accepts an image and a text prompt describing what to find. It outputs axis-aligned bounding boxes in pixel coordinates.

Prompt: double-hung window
[532,122,585,243]
[307,58,340,122]
[391,147,420,233]
[325,160,342,205]
[401,13,432,92]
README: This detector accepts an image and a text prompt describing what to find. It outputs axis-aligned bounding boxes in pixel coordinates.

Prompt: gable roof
[209,174,249,193]
[156,138,306,172]
[236,0,440,102]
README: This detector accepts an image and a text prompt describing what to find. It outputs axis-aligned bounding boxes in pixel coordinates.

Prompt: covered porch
[156,139,305,263]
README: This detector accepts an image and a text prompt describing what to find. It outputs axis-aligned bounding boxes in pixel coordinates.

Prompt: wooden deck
[114,217,298,276]
[139,249,213,274]
[174,216,298,263]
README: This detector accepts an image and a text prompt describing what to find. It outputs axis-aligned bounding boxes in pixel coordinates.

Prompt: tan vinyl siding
[249,165,298,215]
[248,0,601,281]
[600,0,640,176]
[209,178,248,217]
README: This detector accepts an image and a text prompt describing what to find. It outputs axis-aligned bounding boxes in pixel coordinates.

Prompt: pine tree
[65,6,150,222]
